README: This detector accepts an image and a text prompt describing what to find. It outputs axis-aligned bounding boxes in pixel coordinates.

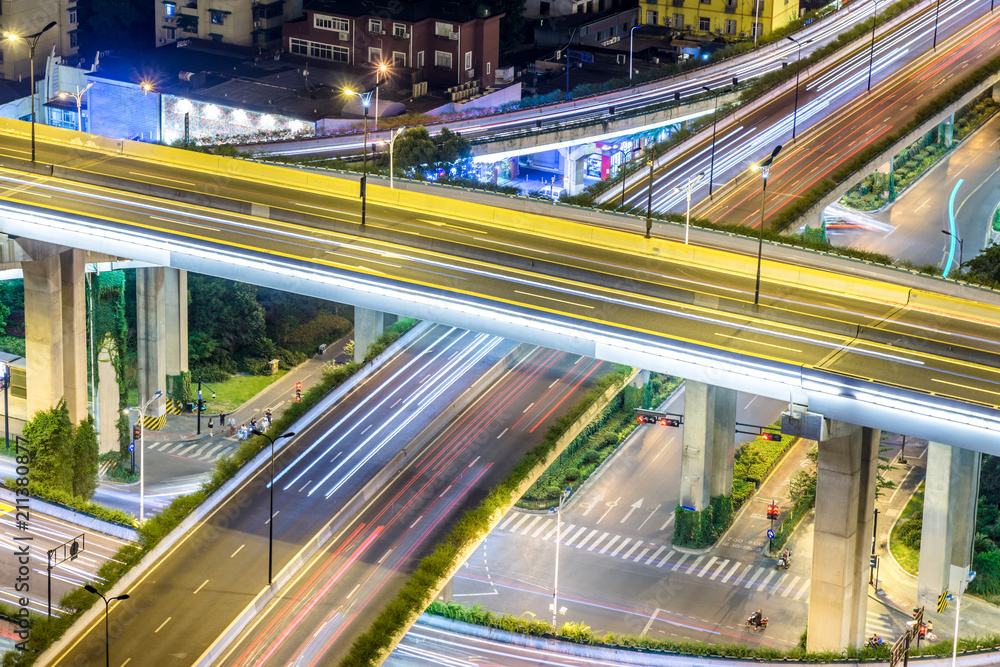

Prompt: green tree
[435,127,472,166]
[72,416,99,500]
[188,276,275,366]
[393,127,439,172]
[24,400,74,494]
[966,242,1000,285]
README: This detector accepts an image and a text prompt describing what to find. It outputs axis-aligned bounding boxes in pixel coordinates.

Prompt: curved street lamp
[251,428,296,584]
[345,88,375,229]
[5,21,57,162]
[123,390,162,521]
[375,63,389,130]
[787,36,812,139]
[672,172,705,245]
[752,144,782,307]
[58,83,95,132]
[84,584,130,667]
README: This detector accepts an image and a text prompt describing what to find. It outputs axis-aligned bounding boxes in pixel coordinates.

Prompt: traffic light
[766,504,779,520]
[870,554,877,568]
[659,418,681,427]
[198,399,206,412]
[918,623,927,639]
[761,432,782,441]
[132,424,141,442]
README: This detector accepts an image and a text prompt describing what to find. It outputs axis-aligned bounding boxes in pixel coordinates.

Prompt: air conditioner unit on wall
[466,68,474,78]
[338,31,349,41]
[449,32,458,40]
[254,20,261,27]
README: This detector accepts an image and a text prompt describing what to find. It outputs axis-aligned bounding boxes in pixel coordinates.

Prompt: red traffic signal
[918,623,927,639]
[766,504,779,520]
[659,418,681,427]
[132,425,141,441]
[761,432,782,441]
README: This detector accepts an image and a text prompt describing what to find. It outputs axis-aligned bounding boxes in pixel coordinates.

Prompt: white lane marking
[642,608,662,636]
[378,548,393,564]
[637,503,661,531]
[230,545,245,558]
[154,617,171,633]
[697,556,717,577]
[522,402,535,413]
[193,580,209,595]
[496,428,508,439]
[659,514,675,531]
[410,515,423,529]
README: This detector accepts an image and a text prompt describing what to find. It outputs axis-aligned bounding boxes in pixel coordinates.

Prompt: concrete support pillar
[97,346,119,454]
[163,268,188,376]
[680,381,737,510]
[917,443,980,607]
[938,112,954,147]
[993,82,1000,103]
[354,307,385,364]
[136,267,167,421]
[807,421,879,652]
[23,250,87,422]
[382,312,398,331]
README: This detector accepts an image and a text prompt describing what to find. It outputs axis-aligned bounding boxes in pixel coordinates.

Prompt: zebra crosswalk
[866,610,899,643]
[497,510,811,600]
[144,438,239,463]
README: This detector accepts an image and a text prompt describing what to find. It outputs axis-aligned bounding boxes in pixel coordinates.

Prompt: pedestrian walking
[219,412,226,429]
[208,417,214,437]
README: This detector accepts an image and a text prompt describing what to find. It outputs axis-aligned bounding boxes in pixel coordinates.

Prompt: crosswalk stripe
[721,561,742,583]
[672,553,689,571]
[173,443,198,458]
[697,556,716,577]
[147,441,163,450]
[634,547,650,562]
[543,523,560,540]
[796,579,811,600]
[521,516,543,535]
[499,513,519,530]
[709,559,730,580]
[621,541,643,559]
[588,532,610,551]
[734,563,753,585]
[565,526,587,546]
[601,535,622,554]
[576,529,599,549]
[757,570,777,591]
[611,538,632,557]
[745,567,764,588]
[781,576,801,597]
[510,514,532,532]
[192,441,218,457]
[199,443,229,459]
[162,442,185,454]
[648,546,668,565]
[532,519,553,537]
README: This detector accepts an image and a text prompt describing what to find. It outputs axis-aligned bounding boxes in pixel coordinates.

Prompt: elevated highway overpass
[0,119,998,457]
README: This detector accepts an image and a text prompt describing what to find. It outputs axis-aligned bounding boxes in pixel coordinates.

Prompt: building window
[368,18,382,34]
[673,13,684,28]
[69,8,77,23]
[290,38,348,62]
[464,51,472,70]
[393,22,406,38]
[435,21,454,37]
[393,50,406,66]
[209,9,228,25]
[368,46,381,62]
[752,22,761,37]
[70,31,79,47]
[724,19,736,33]
[435,50,452,69]
[698,16,710,30]
[486,61,491,75]
[645,9,658,24]
[315,15,349,32]
[417,50,424,67]
[164,26,176,39]
[540,1,550,14]
[163,2,175,18]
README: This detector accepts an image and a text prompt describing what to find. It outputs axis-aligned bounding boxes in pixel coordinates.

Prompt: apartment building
[156,0,304,53]
[0,0,79,81]
[639,0,798,40]
[282,0,503,90]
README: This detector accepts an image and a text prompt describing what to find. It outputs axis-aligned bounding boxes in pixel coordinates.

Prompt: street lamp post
[867,0,880,92]
[374,63,388,130]
[387,126,404,189]
[629,25,642,82]
[672,172,705,245]
[942,229,964,277]
[551,486,571,629]
[84,585,130,667]
[932,0,943,49]
[951,570,977,667]
[787,36,812,139]
[58,83,95,132]
[251,428,296,585]
[752,144,782,307]
[123,390,162,522]
[609,147,628,208]
[702,84,724,197]
[5,21,57,162]
[645,158,655,238]
[345,88,375,229]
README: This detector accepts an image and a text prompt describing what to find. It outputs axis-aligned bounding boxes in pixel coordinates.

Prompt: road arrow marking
[621,498,643,524]
[638,503,661,530]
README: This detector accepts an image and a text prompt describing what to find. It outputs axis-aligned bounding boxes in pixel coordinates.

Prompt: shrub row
[339,369,632,666]
[1,320,419,666]
[424,600,1000,662]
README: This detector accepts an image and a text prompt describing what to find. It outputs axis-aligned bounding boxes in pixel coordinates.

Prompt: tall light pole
[932,0,942,49]
[84,585,130,667]
[387,126,404,189]
[703,84,722,197]
[5,21,57,162]
[629,25,642,82]
[942,229,964,277]
[345,88,375,229]
[0,361,8,454]
[673,172,705,245]
[374,63,388,130]
[787,36,812,139]
[123,390,162,522]
[251,428,296,585]
[951,570,977,667]
[867,0,880,92]
[645,158,655,238]
[752,144,782,307]
[551,486,571,629]
[752,0,761,45]
[58,83,95,132]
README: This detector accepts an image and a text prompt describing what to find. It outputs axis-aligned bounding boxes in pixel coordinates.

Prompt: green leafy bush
[897,515,923,549]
